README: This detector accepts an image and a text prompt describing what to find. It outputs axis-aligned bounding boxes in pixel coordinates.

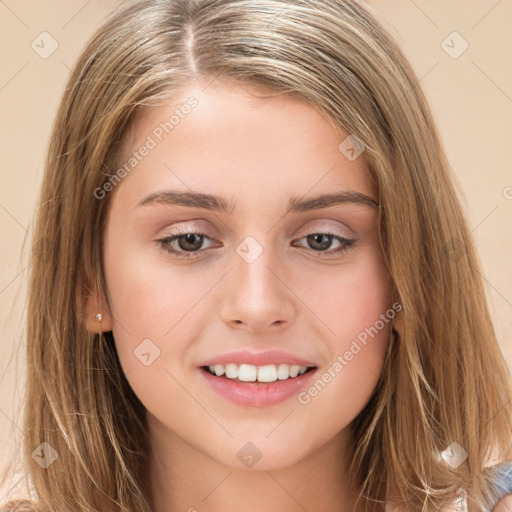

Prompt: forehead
[111,81,376,212]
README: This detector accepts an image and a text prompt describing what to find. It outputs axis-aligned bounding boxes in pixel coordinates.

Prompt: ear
[392,308,404,337]
[80,282,114,333]
[390,289,404,337]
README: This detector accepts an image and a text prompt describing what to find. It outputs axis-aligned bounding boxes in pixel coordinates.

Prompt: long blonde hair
[2,0,511,510]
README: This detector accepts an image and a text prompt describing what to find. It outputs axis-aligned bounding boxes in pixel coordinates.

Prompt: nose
[218,241,297,334]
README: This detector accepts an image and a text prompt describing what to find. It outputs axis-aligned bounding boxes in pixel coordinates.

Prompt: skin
[494,495,512,512]
[85,79,399,512]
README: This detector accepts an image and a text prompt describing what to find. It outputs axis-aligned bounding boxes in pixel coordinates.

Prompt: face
[95,79,395,471]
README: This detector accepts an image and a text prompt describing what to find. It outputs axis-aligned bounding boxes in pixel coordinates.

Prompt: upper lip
[198,350,317,368]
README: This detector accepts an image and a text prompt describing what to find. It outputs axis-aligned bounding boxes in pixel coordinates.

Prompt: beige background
[1,0,511,502]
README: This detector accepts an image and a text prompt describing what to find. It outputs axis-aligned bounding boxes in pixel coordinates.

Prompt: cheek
[301,244,393,345]
[103,254,209,414]
[295,289,392,437]
[296,247,393,403]
[102,222,205,378]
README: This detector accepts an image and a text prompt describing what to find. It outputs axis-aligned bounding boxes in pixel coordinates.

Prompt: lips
[199,364,318,407]
[198,349,317,368]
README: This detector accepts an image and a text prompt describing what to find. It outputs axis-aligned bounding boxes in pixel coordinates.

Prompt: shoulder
[493,494,512,512]
[487,460,512,511]
[488,460,512,493]
[384,461,512,512]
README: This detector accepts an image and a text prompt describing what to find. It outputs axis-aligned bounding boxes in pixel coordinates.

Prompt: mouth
[200,363,317,384]
[199,362,319,407]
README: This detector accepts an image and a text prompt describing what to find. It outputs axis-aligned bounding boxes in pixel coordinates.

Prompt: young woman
[2,0,511,511]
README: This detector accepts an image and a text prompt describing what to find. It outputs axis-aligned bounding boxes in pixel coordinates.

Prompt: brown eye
[175,233,204,252]
[291,232,357,257]
[306,233,335,251]
[157,229,217,260]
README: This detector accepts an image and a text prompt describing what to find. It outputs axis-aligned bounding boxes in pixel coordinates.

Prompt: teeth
[206,363,310,382]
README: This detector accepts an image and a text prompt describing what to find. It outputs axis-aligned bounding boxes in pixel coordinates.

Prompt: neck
[147,415,367,512]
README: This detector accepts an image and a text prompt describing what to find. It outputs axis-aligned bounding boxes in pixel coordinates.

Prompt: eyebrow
[137,189,378,214]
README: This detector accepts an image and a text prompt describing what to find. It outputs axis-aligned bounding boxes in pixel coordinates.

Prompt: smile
[203,363,315,382]
[199,364,318,407]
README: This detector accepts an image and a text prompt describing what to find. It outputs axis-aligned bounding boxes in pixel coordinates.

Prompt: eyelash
[156,227,357,260]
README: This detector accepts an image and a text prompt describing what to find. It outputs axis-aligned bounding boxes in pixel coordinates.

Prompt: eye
[291,232,357,257]
[157,229,357,261]
[157,228,218,260]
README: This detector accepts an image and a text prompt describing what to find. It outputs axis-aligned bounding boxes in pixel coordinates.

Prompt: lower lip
[199,367,318,407]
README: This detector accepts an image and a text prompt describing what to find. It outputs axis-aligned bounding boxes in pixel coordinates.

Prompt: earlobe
[82,286,114,333]
[392,309,404,337]
[390,288,404,337]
